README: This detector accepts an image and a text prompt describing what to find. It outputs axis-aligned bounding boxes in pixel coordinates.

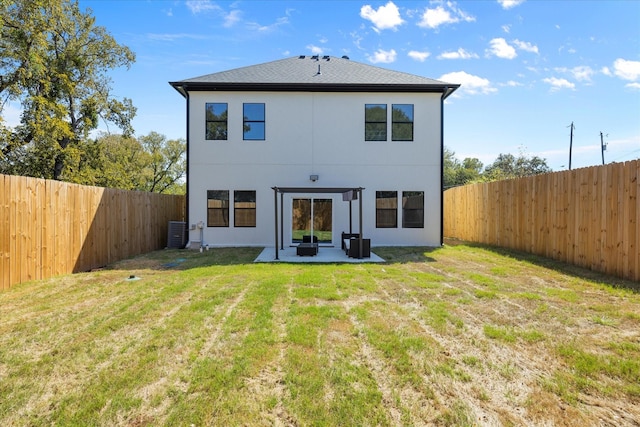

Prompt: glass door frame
[290,196,334,246]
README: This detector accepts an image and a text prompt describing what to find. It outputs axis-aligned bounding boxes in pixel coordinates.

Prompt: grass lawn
[1,241,639,426]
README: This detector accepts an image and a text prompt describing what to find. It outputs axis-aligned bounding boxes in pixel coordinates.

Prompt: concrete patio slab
[254,246,385,263]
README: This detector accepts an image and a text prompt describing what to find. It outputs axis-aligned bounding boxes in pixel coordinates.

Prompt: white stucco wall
[186,90,443,247]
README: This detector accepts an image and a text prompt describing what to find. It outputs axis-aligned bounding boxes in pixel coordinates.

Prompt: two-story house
[170,55,458,252]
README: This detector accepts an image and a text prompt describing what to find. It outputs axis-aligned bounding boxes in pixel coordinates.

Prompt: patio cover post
[280,193,284,250]
[273,187,279,260]
[358,188,363,259]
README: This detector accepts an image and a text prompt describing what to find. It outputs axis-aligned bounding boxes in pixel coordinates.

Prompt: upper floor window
[365,104,387,141]
[205,103,228,140]
[376,191,397,228]
[207,190,229,227]
[234,190,257,227]
[392,104,414,141]
[402,191,424,228]
[243,103,265,140]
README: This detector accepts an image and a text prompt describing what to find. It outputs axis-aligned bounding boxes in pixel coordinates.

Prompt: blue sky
[17,0,640,170]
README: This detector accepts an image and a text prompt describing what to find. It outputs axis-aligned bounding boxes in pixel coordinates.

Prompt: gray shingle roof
[170,56,459,96]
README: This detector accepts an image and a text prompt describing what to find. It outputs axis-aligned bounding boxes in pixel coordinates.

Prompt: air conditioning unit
[167,221,187,249]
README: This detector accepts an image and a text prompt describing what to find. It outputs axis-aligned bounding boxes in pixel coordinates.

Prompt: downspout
[439,87,453,247]
[184,86,191,249]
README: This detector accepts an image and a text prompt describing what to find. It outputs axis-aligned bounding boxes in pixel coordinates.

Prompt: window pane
[206,103,227,121]
[392,123,413,141]
[392,104,413,122]
[234,190,256,227]
[206,122,227,140]
[206,103,228,140]
[207,190,229,227]
[243,103,265,121]
[365,123,386,141]
[365,104,386,121]
[244,122,265,140]
[402,191,424,228]
[376,191,397,228]
[243,103,265,140]
[365,104,387,141]
[392,104,413,141]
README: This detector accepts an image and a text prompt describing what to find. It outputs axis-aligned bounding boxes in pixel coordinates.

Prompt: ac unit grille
[167,221,187,249]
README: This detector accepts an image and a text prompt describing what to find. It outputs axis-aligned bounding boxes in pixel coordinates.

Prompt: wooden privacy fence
[444,160,639,282]
[1,174,186,290]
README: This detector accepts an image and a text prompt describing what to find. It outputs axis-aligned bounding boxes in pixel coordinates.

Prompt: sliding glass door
[292,198,332,244]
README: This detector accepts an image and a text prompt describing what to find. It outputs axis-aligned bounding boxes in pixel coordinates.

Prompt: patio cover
[271,187,365,260]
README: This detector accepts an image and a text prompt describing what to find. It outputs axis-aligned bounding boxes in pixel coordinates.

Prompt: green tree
[64,132,185,194]
[483,152,552,181]
[0,0,135,179]
[138,132,186,194]
[443,147,483,188]
[65,134,150,190]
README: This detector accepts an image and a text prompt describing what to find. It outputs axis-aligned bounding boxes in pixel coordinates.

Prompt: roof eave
[169,82,460,94]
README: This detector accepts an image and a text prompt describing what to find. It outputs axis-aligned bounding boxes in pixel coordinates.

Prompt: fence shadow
[103,247,265,272]
[463,241,640,293]
[1,174,185,290]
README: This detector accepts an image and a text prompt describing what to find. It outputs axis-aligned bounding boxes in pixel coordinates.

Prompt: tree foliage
[0,0,136,180]
[64,132,186,194]
[483,152,552,181]
[444,147,483,188]
[444,146,552,188]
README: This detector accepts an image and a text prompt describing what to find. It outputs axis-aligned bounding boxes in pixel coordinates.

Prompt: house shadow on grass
[370,246,438,264]
[104,247,265,272]
[457,240,640,293]
[104,246,439,272]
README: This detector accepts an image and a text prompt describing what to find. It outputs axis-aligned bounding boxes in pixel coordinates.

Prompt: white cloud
[223,9,242,27]
[367,48,397,63]
[486,38,517,59]
[246,16,289,33]
[306,45,324,55]
[513,39,539,54]
[439,71,497,95]
[543,77,575,90]
[360,1,404,32]
[601,66,612,76]
[570,66,594,82]
[417,2,475,30]
[502,24,511,33]
[147,33,209,42]
[438,48,478,60]
[627,82,640,90]
[613,58,640,81]
[554,66,593,82]
[504,80,523,87]
[186,0,220,14]
[497,0,525,9]
[408,50,430,62]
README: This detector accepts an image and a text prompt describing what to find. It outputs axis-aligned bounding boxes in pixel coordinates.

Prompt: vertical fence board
[627,161,640,281]
[1,176,9,290]
[1,174,185,290]
[444,161,639,282]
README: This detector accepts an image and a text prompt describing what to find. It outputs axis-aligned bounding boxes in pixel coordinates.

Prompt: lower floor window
[234,190,256,227]
[376,191,397,228]
[207,190,229,227]
[402,191,424,228]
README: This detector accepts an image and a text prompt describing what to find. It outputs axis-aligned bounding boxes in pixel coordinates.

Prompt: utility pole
[600,131,607,165]
[568,122,574,170]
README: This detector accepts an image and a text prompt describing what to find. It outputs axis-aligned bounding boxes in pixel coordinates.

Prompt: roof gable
[170,56,459,96]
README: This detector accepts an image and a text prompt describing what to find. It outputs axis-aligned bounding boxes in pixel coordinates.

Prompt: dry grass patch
[1,243,639,426]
